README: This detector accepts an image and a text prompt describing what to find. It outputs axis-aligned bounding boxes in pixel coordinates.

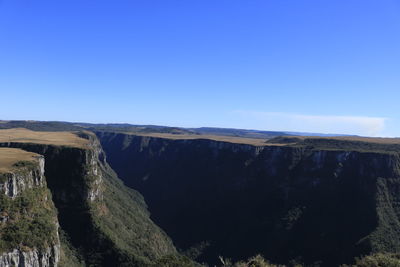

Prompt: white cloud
[233,111,388,137]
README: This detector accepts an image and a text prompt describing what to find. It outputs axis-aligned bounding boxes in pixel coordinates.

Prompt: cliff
[0,148,60,267]
[0,156,45,198]
[0,131,182,267]
[97,132,400,266]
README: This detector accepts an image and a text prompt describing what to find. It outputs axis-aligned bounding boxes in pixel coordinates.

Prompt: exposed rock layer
[0,157,45,198]
[0,156,60,267]
[0,245,60,267]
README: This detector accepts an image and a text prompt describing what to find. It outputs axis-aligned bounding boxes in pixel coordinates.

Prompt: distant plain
[0,128,88,148]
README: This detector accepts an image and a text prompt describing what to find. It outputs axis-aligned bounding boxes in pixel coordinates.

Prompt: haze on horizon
[0,0,399,137]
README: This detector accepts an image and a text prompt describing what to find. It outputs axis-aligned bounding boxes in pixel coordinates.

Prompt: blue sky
[0,0,399,136]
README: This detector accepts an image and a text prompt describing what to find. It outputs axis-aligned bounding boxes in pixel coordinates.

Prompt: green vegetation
[58,229,85,267]
[297,138,400,154]
[223,253,400,267]
[367,177,400,253]
[151,254,201,267]
[88,164,179,266]
[12,160,37,168]
[0,140,188,266]
[0,187,58,253]
[343,253,400,267]
[266,136,400,154]
[220,255,286,267]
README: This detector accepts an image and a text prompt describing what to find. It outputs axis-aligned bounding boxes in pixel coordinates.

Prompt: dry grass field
[128,132,400,147]
[126,132,279,146]
[0,148,40,172]
[0,128,89,148]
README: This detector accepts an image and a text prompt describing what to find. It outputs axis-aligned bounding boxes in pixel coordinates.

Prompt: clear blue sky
[1,0,399,136]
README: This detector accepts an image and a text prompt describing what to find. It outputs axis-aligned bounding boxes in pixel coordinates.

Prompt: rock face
[0,156,45,198]
[85,136,104,202]
[97,132,400,266]
[0,245,60,267]
[0,155,60,267]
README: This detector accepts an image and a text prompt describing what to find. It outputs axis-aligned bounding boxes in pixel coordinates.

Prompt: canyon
[1,122,400,266]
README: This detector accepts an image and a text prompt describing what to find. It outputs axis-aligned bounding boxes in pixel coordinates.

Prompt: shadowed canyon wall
[97,132,400,266]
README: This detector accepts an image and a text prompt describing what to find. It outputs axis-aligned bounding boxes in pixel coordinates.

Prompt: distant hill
[0,120,352,139]
[189,127,289,138]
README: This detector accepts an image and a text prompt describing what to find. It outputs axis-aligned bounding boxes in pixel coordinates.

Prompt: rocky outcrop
[0,157,45,198]
[85,136,104,202]
[0,245,60,267]
[0,155,60,267]
[0,138,104,206]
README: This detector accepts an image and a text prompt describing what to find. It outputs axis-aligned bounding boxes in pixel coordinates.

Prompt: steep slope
[97,131,400,266]
[0,148,60,266]
[0,129,183,266]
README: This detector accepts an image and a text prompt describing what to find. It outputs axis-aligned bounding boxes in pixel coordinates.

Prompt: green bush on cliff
[0,187,58,252]
[151,254,200,267]
[58,229,86,267]
[300,138,400,154]
[222,255,287,267]
[12,160,36,169]
[85,164,184,266]
[340,253,400,267]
